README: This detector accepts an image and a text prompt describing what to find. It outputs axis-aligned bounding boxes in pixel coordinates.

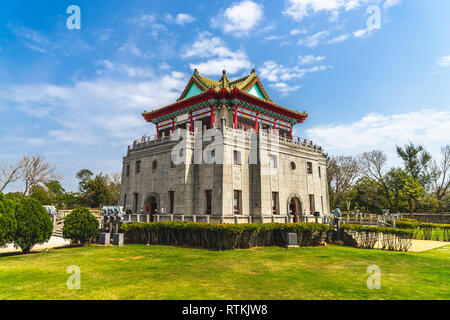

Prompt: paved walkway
[408,239,449,253]
[0,236,71,254]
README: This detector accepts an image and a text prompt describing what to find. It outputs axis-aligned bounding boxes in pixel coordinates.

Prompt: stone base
[98,233,110,245]
[113,233,124,246]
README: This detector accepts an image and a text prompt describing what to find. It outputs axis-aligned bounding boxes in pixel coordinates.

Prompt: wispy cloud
[327,34,349,44]
[436,55,450,68]
[307,109,450,160]
[165,13,196,25]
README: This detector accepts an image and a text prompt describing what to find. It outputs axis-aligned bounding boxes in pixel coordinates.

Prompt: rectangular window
[321,196,324,213]
[169,191,175,214]
[205,190,212,215]
[233,150,241,165]
[136,160,141,174]
[272,192,278,215]
[133,193,139,213]
[270,155,278,169]
[123,194,127,207]
[318,166,321,178]
[233,190,241,215]
[309,194,315,215]
[126,164,130,177]
[307,162,313,174]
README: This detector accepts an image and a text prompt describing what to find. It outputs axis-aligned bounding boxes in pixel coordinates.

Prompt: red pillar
[273,118,277,135]
[172,118,175,133]
[255,113,259,132]
[234,106,238,129]
[210,105,215,128]
[190,112,193,132]
[156,123,159,138]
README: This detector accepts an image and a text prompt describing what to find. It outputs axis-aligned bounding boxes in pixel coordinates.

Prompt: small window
[309,194,315,215]
[205,190,212,215]
[307,162,313,174]
[123,194,127,207]
[233,150,241,165]
[126,164,130,177]
[290,161,296,171]
[152,160,157,170]
[233,190,241,215]
[270,155,277,169]
[318,166,321,178]
[133,193,139,213]
[272,192,278,215]
[168,191,175,214]
[136,161,141,174]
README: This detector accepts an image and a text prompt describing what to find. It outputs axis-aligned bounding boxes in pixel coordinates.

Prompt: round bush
[63,207,99,245]
[0,193,17,247]
[14,198,53,254]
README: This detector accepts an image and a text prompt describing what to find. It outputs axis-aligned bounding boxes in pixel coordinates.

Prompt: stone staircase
[52,219,64,238]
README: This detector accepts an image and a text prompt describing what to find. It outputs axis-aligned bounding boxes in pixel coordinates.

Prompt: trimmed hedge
[120,222,332,250]
[341,224,413,251]
[389,218,450,241]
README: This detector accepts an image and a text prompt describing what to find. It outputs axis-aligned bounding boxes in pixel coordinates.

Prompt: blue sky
[1,0,449,192]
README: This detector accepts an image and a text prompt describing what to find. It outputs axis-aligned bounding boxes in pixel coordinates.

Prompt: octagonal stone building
[119,69,330,224]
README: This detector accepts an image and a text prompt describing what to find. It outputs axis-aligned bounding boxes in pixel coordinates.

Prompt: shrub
[121,222,332,250]
[63,207,99,245]
[0,193,17,247]
[14,198,53,254]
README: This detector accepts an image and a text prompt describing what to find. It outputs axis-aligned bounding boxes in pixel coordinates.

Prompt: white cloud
[283,0,364,21]
[211,0,264,36]
[0,68,188,146]
[327,34,349,44]
[299,54,325,65]
[437,55,450,67]
[298,30,330,47]
[166,13,196,25]
[306,109,450,160]
[182,32,252,75]
[353,24,378,38]
[259,60,329,94]
[290,28,308,35]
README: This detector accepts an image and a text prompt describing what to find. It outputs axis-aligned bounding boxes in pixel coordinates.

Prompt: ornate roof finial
[251,68,256,74]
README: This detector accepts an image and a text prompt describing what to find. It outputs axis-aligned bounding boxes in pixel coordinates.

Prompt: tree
[353,177,386,213]
[401,175,425,216]
[30,185,52,205]
[0,193,17,247]
[108,173,121,205]
[77,170,112,208]
[428,145,450,211]
[327,156,359,209]
[0,160,23,193]
[385,168,408,213]
[21,154,61,196]
[62,207,99,245]
[396,142,431,185]
[357,150,393,210]
[13,198,53,254]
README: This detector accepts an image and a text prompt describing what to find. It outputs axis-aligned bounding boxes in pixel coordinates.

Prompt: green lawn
[0,244,449,300]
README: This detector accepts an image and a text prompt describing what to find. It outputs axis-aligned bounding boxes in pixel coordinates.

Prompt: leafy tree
[76,169,118,208]
[385,168,408,213]
[401,175,425,216]
[63,207,99,245]
[396,142,431,185]
[0,193,17,247]
[353,177,386,214]
[30,185,52,205]
[13,198,53,254]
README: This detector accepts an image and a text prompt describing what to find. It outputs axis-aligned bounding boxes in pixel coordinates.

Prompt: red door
[290,201,297,223]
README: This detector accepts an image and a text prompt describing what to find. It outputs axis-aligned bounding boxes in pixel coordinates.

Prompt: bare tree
[357,150,393,210]
[0,160,24,193]
[21,154,61,196]
[428,145,450,210]
[327,156,359,209]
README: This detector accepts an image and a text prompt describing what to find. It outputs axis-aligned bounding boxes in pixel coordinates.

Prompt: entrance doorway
[288,196,302,223]
[145,194,159,222]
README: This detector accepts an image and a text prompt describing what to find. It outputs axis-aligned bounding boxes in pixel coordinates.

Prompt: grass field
[0,244,449,300]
